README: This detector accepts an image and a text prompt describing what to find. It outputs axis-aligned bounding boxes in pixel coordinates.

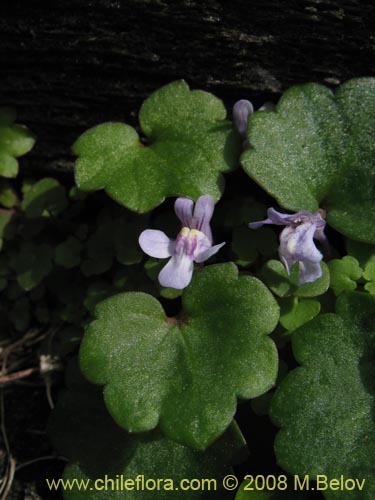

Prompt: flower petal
[191,195,214,241]
[174,198,194,227]
[233,100,254,139]
[279,223,323,284]
[299,261,323,285]
[158,254,194,289]
[139,230,174,258]
[195,242,225,263]
[282,223,322,262]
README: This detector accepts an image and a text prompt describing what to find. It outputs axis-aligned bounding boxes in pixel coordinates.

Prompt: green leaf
[55,236,83,269]
[0,179,19,207]
[0,210,14,243]
[49,360,246,500]
[73,80,240,212]
[80,263,279,449]
[84,280,115,314]
[327,256,362,296]
[346,239,375,268]
[259,260,329,298]
[0,108,35,178]
[81,225,114,276]
[279,297,321,332]
[270,292,375,500]
[10,242,53,290]
[242,78,375,243]
[347,241,375,295]
[21,178,68,218]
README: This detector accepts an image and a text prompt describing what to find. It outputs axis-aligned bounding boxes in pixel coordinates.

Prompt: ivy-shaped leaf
[22,178,68,218]
[259,260,329,298]
[73,80,240,212]
[346,240,375,295]
[242,78,375,243]
[0,179,19,207]
[327,256,362,296]
[270,292,375,500]
[346,239,375,269]
[79,263,279,449]
[55,236,83,269]
[362,262,375,295]
[10,242,53,290]
[279,297,320,332]
[0,210,14,250]
[0,107,35,178]
[48,360,246,500]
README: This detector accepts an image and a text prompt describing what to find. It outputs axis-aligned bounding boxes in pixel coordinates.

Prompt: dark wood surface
[1,0,374,174]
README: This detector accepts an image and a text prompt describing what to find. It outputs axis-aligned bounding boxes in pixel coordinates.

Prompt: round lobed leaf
[270,292,375,500]
[73,80,240,212]
[21,178,68,218]
[0,107,35,178]
[242,78,375,243]
[79,262,279,449]
[49,360,246,500]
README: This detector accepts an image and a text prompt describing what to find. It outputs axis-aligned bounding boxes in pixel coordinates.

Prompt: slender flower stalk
[249,207,328,285]
[139,195,225,289]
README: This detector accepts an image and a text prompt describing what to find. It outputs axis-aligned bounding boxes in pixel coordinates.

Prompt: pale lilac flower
[139,195,225,289]
[249,208,328,285]
[233,99,275,148]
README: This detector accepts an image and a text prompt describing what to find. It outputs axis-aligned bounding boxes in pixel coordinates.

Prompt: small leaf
[0,108,35,178]
[259,260,329,298]
[327,256,362,296]
[81,224,114,276]
[346,239,375,268]
[279,297,320,332]
[10,242,53,290]
[0,210,14,241]
[49,360,246,500]
[22,178,68,218]
[0,179,19,207]
[79,263,279,449]
[55,236,83,269]
[73,80,240,212]
[242,78,375,243]
[270,292,375,500]
[84,280,115,314]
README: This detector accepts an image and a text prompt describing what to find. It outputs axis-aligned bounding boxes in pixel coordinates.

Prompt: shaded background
[1,0,374,174]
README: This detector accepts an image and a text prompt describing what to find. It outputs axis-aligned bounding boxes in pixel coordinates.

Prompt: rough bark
[0,0,374,174]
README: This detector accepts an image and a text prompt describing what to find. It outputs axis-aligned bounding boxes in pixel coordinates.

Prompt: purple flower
[139,195,225,289]
[249,208,328,285]
[233,99,275,148]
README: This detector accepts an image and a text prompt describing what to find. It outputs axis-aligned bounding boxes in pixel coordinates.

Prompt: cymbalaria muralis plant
[2,77,375,500]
